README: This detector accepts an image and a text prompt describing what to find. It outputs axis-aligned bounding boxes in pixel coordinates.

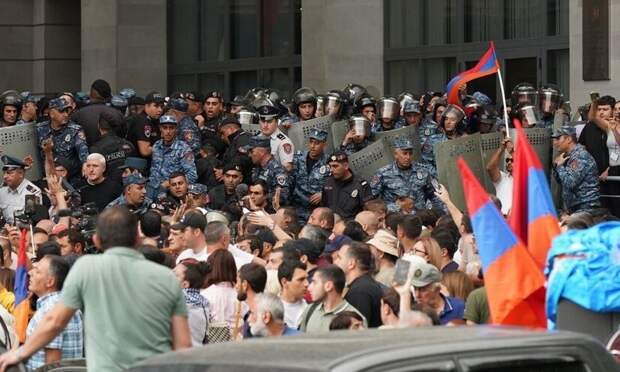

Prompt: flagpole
[496,67,510,138]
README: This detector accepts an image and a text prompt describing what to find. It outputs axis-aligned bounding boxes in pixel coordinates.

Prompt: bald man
[355,211,379,237]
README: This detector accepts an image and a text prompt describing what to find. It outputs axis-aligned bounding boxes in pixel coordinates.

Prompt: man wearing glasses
[36,98,89,182]
[486,137,514,215]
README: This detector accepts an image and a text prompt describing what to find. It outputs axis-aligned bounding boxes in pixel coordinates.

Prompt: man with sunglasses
[486,137,514,215]
[36,98,89,182]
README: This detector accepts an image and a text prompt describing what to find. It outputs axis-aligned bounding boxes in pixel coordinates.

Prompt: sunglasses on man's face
[505,158,513,163]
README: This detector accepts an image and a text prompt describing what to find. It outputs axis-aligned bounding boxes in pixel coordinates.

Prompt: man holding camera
[0,155,41,224]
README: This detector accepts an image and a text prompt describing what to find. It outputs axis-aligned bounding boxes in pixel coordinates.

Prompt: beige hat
[367,229,399,257]
[409,260,441,287]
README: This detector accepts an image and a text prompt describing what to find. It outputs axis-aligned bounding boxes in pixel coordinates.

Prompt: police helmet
[511,82,537,108]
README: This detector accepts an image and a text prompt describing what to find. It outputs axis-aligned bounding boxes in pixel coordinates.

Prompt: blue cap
[1,155,26,170]
[48,98,70,111]
[118,157,147,171]
[323,235,353,255]
[551,125,577,138]
[245,135,271,150]
[110,95,128,108]
[308,129,328,142]
[169,98,189,112]
[393,139,414,150]
[119,88,136,100]
[159,115,177,125]
[188,183,208,195]
[122,173,147,188]
[403,101,421,114]
[472,91,492,106]
[328,151,348,163]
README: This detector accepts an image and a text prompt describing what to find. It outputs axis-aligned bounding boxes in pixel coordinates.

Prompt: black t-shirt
[127,112,160,154]
[78,177,123,212]
[579,121,608,174]
[344,274,383,328]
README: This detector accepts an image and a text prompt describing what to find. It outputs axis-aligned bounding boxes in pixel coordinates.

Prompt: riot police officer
[147,115,197,199]
[340,115,372,155]
[36,98,89,181]
[0,95,22,127]
[168,98,201,155]
[17,95,38,125]
[373,97,401,133]
[290,129,331,222]
[90,109,136,186]
[246,135,290,206]
[370,139,444,212]
[539,85,563,129]
[285,87,317,127]
[321,151,372,219]
[552,125,601,213]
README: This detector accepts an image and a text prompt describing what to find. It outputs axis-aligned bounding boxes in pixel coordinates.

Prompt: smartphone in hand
[393,259,411,286]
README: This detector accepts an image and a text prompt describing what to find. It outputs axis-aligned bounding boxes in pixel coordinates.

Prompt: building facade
[0,0,609,108]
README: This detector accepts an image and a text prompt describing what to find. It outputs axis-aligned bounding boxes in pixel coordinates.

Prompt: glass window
[259,68,292,96]
[232,71,257,97]
[386,60,422,96]
[426,0,457,45]
[547,49,569,99]
[464,60,497,102]
[169,74,196,94]
[504,0,544,39]
[386,0,423,48]
[261,0,295,57]
[424,58,456,92]
[505,57,538,94]
[200,0,227,61]
[199,73,225,95]
[464,0,503,42]
[231,0,259,59]
[168,1,199,65]
[547,0,569,36]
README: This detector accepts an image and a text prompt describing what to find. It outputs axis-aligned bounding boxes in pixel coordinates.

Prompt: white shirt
[176,244,254,270]
[282,299,308,328]
[0,179,42,224]
[269,129,294,167]
[493,170,513,215]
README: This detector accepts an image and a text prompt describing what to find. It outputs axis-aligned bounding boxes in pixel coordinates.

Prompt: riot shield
[331,120,349,150]
[348,138,394,182]
[435,134,488,211]
[241,123,261,136]
[373,126,421,162]
[287,115,335,154]
[479,132,504,191]
[509,128,552,177]
[0,123,42,181]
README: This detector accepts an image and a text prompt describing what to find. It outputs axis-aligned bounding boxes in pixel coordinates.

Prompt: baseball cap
[206,211,230,225]
[122,174,147,188]
[145,91,165,104]
[323,235,352,256]
[409,260,442,287]
[328,151,348,163]
[48,98,70,111]
[243,135,271,151]
[403,100,421,114]
[223,162,243,173]
[308,129,328,142]
[159,115,177,125]
[169,98,189,112]
[188,183,208,195]
[366,229,398,257]
[551,125,577,139]
[185,92,204,103]
[177,211,207,231]
[118,157,147,171]
[393,139,414,150]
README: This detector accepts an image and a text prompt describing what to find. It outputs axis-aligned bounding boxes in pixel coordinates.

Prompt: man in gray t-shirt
[0,206,191,371]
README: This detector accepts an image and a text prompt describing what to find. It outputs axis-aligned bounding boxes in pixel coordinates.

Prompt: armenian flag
[446,42,500,105]
[458,158,546,327]
[14,229,30,343]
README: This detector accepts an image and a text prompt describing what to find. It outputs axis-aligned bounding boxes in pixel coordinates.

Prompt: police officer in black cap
[126,91,164,162]
[0,95,22,127]
[200,91,227,156]
[219,116,252,183]
[90,110,137,186]
[321,151,373,219]
[208,162,245,221]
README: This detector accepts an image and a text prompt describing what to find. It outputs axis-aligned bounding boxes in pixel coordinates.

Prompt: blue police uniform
[252,158,291,205]
[340,138,372,156]
[553,143,600,213]
[36,121,89,179]
[418,118,440,143]
[106,194,152,215]
[419,132,447,177]
[148,138,197,199]
[177,116,202,155]
[291,150,331,221]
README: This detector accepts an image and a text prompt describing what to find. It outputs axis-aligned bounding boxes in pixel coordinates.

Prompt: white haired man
[249,293,300,337]
[78,153,122,211]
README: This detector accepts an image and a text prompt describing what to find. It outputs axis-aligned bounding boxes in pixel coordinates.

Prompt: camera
[59,203,99,253]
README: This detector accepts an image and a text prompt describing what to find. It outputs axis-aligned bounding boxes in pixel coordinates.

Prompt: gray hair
[255,292,285,323]
[86,153,106,167]
[298,225,328,250]
[204,221,230,244]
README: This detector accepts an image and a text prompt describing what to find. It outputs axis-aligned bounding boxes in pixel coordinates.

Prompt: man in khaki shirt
[299,265,366,332]
[0,206,191,372]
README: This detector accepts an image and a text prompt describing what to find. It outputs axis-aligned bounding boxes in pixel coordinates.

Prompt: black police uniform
[321,172,373,220]
[90,133,137,186]
[201,115,227,156]
[222,129,252,183]
[71,102,122,146]
[126,111,160,160]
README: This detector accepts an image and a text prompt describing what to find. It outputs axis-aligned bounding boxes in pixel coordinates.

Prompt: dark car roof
[126,326,611,372]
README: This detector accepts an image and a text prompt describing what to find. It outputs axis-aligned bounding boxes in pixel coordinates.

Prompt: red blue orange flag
[446,42,500,105]
[14,229,30,343]
[509,119,560,270]
[458,158,546,327]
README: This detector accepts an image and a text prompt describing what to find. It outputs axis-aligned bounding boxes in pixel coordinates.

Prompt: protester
[249,293,300,337]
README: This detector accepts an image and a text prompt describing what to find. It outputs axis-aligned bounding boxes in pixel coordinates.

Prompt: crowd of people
[0,78,615,370]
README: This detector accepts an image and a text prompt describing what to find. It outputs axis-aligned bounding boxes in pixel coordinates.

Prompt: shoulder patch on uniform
[276,174,288,186]
[277,133,286,140]
[283,143,292,154]
[26,185,36,192]
[570,159,579,169]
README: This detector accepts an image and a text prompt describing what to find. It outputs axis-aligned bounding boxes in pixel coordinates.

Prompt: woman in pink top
[201,250,247,327]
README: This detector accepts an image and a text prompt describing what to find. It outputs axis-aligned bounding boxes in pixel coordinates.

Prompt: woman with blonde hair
[441,271,474,301]
[410,237,443,271]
